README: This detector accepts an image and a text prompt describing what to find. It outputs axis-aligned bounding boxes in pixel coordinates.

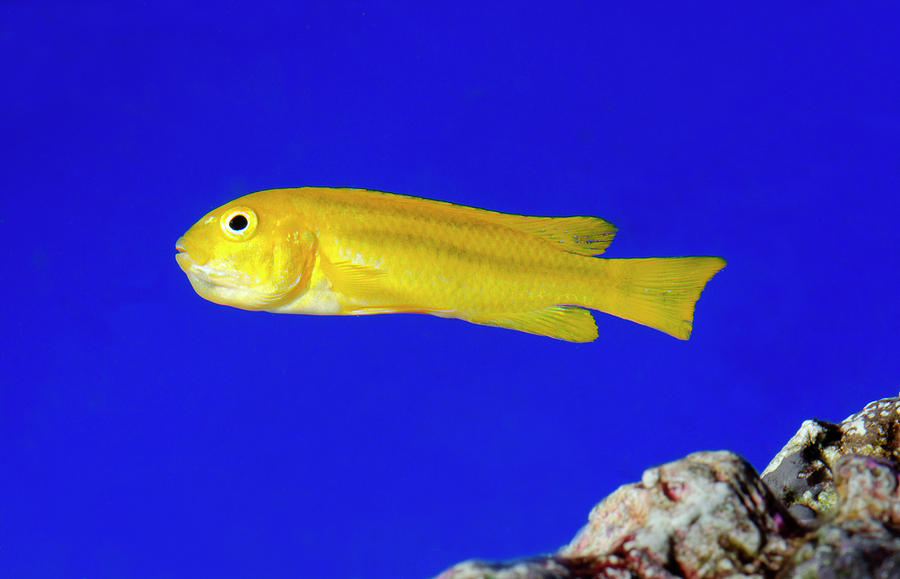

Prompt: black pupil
[229,214,249,231]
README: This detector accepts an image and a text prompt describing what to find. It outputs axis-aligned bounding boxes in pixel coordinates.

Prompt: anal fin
[468,306,598,342]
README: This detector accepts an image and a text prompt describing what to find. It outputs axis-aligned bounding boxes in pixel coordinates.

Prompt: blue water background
[2,4,898,577]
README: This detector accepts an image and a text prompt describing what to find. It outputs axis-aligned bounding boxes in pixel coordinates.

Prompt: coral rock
[779,455,900,578]
[434,558,571,579]
[762,396,900,519]
[434,396,900,579]
[557,451,796,578]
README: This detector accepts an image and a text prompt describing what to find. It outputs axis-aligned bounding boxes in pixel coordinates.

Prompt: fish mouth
[174,238,238,293]
[175,249,237,305]
[175,237,195,271]
[173,236,281,309]
[176,255,269,309]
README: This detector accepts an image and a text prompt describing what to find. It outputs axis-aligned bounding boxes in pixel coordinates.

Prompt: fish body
[176,187,725,341]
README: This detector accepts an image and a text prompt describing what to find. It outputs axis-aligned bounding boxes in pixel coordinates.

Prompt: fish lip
[175,236,198,272]
[173,236,260,301]
[175,251,196,276]
[176,254,232,290]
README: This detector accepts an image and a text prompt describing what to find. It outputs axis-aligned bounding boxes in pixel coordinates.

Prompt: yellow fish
[175,187,725,342]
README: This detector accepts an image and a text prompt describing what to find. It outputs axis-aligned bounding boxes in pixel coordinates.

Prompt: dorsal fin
[490,214,617,255]
[339,188,617,255]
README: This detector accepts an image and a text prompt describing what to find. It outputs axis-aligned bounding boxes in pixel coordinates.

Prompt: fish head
[175,194,316,310]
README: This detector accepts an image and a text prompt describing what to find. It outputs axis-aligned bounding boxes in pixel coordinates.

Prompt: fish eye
[229,214,248,231]
[219,207,258,240]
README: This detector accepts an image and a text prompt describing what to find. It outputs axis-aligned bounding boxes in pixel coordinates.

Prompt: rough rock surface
[780,455,900,578]
[434,558,571,579]
[558,451,797,578]
[435,396,900,579]
[761,396,900,520]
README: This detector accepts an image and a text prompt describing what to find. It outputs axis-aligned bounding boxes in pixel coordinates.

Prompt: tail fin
[589,257,726,339]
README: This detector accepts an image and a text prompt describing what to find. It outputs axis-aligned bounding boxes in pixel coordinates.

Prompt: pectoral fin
[468,306,598,342]
[319,253,386,297]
